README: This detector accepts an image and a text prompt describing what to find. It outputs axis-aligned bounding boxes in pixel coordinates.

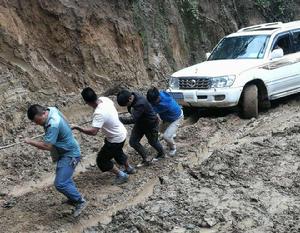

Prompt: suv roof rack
[238,22,283,32]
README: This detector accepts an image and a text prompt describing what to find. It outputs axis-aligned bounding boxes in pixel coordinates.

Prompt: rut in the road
[72,177,160,233]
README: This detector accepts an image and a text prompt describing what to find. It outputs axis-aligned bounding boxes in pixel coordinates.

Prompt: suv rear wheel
[241,84,258,119]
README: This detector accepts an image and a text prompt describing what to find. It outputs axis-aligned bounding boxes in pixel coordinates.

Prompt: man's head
[81,87,98,108]
[147,87,160,104]
[117,90,134,107]
[27,104,48,126]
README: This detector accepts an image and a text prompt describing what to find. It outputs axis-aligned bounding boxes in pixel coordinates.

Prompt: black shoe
[152,154,165,162]
[137,159,151,167]
[73,199,88,217]
[113,173,129,185]
[61,199,77,206]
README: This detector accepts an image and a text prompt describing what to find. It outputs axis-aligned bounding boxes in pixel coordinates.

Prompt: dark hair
[147,87,160,104]
[27,104,47,121]
[81,87,98,103]
[117,90,132,106]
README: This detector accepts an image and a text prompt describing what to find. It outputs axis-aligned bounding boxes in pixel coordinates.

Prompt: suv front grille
[179,77,212,89]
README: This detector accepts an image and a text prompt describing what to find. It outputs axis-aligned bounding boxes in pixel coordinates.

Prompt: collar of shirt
[131,92,138,106]
[44,108,52,130]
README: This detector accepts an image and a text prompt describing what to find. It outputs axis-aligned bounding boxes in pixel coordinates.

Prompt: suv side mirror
[206,52,211,60]
[270,48,284,60]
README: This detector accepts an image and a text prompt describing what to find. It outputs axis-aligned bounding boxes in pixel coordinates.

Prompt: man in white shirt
[72,87,135,184]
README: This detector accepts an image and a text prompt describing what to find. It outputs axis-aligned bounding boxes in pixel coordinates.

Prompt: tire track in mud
[9,153,97,197]
[72,177,160,233]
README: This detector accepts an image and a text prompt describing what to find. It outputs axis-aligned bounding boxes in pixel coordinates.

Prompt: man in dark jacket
[117,90,165,166]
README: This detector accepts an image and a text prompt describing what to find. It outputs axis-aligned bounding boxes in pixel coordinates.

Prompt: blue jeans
[54,156,82,202]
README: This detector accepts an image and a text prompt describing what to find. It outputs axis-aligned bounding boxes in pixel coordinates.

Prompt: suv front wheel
[241,84,258,119]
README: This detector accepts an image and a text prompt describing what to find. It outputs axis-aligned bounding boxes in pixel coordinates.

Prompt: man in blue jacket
[25,104,86,217]
[147,87,183,156]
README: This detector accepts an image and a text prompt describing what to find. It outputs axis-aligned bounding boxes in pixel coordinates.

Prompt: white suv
[168,21,300,118]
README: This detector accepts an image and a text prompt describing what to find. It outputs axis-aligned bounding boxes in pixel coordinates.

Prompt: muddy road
[1,95,300,233]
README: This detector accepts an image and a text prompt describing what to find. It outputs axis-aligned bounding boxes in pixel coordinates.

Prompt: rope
[0,134,45,151]
[0,112,128,151]
[0,121,92,151]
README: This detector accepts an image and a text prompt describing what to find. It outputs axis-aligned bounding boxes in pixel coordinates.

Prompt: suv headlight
[169,76,179,89]
[211,75,236,88]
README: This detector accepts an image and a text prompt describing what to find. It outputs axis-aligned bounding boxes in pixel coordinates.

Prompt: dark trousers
[129,124,164,160]
[97,139,128,172]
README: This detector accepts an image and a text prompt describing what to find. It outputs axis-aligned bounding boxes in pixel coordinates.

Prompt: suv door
[292,29,300,52]
[291,29,300,88]
[263,32,300,99]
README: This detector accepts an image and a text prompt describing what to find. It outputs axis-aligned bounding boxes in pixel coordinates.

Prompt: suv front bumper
[168,87,243,107]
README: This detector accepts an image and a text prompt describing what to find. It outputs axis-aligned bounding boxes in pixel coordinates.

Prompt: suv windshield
[209,35,270,60]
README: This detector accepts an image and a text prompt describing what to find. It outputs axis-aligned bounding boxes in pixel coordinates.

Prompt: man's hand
[157,114,162,122]
[119,115,135,125]
[72,126,99,136]
[24,137,33,145]
[24,138,53,151]
[71,124,82,132]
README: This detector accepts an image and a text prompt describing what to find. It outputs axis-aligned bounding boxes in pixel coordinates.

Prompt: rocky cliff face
[0,0,300,141]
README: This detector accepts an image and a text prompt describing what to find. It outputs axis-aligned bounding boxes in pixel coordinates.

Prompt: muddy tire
[260,99,271,111]
[241,84,258,119]
[182,106,194,118]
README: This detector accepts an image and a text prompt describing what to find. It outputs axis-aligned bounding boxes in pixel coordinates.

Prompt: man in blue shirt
[147,87,184,156]
[24,104,86,217]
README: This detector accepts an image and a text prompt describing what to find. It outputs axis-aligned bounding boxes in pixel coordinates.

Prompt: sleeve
[131,103,144,121]
[155,103,168,115]
[44,127,59,145]
[92,113,104,128]
[119,104,144,124]
[159,92,172,114]
[119,115,135,125]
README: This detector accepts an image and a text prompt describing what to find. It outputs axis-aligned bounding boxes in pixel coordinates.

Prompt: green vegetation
[254,0,295,22]
[176,0,207,63]
[132,1,149,54]
[132,0,177,69]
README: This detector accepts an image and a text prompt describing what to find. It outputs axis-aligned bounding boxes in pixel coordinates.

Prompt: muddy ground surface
[0,95,300,233]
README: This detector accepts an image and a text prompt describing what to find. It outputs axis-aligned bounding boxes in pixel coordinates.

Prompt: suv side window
[272,33,293,55]
[292,30,300,52]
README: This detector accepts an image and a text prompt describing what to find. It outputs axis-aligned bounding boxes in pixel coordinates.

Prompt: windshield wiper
[232,37,255,59]
[257,39,267,59]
